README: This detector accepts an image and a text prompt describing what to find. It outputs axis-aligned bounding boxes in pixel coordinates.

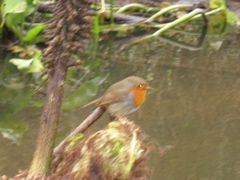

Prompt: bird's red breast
[129,84,149,108]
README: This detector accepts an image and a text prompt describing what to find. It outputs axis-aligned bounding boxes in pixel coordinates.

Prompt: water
[1,29,240,179]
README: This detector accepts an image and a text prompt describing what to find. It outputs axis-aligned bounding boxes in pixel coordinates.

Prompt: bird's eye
[137,84,143,88]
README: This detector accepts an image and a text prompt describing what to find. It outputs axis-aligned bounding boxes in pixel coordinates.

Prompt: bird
[81,76,151,118]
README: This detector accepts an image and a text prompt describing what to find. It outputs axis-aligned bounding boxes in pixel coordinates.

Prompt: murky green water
[1,28,240,179]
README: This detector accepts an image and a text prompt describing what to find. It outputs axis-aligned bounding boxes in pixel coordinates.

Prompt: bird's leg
[109,114,118,121]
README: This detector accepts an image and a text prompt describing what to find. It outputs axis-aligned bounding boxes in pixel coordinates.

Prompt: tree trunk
[28,60,68,177]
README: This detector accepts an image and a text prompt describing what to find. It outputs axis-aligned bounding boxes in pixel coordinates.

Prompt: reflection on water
[1,30,240,179]
[146,68,240,180]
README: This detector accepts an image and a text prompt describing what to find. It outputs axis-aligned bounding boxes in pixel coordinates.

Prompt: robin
[81,76,151,118]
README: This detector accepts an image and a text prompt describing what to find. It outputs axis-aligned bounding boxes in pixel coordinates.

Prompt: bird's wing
[81,83,130,108]
[98,89,129,106]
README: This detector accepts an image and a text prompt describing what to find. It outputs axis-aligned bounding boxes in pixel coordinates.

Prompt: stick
[53,107,106,156]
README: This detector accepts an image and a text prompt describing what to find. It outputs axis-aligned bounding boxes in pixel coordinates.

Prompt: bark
[28,0,93,177]
[28,60,68,177]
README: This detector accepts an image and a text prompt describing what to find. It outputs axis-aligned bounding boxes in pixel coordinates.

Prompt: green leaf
[1,0,35,40]
[225,9,240,25]
[3,0,27,14]
[23,24,47,42]
[28,51,43,73]
[9,51,43,73]
[62,74,109,109]
[66,133,84,150]
[208,15,226,34]
[209,0,225,9]
[5,12,24,28]
[32,0,42,4]
[9,58,33,70]
[1,0,26,27]
[69,133,84,142]
[90,73,109,85]
[111,140,123,156]
[62,81,98,109]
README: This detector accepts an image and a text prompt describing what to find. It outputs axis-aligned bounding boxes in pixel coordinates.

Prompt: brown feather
[97,82,130,106]
[80,98,101,109]
[98,93,128,106]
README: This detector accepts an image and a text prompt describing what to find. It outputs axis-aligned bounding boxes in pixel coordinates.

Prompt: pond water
[1,24,240,179]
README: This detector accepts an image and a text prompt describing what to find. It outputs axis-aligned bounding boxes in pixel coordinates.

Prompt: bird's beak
[147,86,153,90]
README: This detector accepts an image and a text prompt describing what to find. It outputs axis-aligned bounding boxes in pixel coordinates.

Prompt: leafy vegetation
[0,0,239,144]
[1,0,44,43]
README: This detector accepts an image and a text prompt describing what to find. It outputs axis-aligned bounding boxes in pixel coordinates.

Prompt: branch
[53,107,106,156]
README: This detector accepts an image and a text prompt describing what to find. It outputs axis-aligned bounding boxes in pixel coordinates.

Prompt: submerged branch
[125,8,207,47]
[144,4,193,23]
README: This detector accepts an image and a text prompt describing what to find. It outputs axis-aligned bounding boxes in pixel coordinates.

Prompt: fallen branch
[53,107,106,156]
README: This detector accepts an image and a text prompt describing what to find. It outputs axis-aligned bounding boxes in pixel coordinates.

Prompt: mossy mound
[51,118,152,180]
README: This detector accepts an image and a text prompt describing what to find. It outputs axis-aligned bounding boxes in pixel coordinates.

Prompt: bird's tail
[80,98,101,109]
